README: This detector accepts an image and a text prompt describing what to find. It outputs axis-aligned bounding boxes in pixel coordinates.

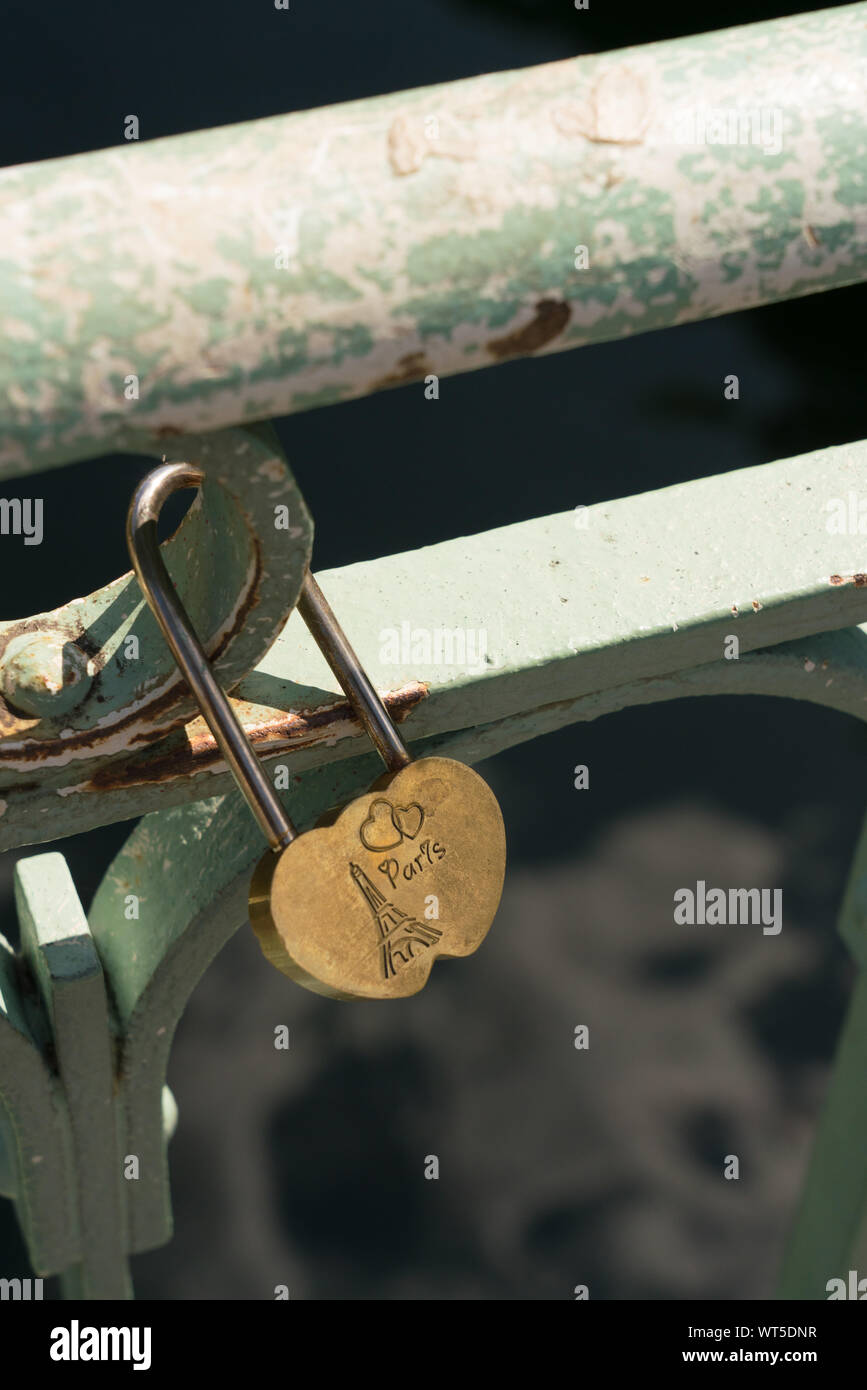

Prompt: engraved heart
[392,801,423,840]
[359,797,403,851]
[249,756,506,1000]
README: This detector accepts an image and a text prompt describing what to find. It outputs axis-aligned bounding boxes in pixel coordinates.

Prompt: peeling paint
[387,115,476,175]
[553,67,652,145]
[1,7,865,472]
[0,426,312,781]
[87,682,428,791]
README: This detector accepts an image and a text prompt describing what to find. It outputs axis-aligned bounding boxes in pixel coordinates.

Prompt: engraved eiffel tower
[349,862,442,980]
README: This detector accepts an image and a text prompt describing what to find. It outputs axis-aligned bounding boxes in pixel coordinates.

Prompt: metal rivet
[0,631,93,718]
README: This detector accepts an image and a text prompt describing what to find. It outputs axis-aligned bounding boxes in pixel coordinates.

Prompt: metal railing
[0,4,866,1298]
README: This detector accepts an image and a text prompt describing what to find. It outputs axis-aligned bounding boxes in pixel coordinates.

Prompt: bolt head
[0,631,93,718]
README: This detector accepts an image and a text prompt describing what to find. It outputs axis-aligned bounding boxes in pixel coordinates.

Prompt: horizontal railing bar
[1,4,866,475]
[0,436,866,848]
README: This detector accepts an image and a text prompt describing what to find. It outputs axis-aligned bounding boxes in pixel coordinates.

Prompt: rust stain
[487,299,571,361]
[0,705,37,738]
[372,352,431,390]
[0,529,264,758]
[829,573,867,586]
[87,682,429,792]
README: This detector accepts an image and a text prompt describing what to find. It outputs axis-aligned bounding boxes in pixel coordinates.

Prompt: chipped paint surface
[1,6,866,473]
[0,424,312,783]
[87,682,428,790]
[553,67,652,145]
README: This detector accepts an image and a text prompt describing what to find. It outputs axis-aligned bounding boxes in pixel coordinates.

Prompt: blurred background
[0,0,865,1299]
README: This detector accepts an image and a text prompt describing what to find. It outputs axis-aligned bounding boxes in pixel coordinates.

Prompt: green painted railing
[1,5,865,474]
[1,3,866,1299]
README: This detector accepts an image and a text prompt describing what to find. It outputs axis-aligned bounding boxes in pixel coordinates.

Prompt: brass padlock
[127,463,506,1000]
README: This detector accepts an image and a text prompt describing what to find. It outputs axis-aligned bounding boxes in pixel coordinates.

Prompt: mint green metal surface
[0,423,312,811]
[15,854,130,1297]
[0,853,181,1291]
[1,5,866,473]
[0,932,79,1273]
[833,809,867,970]
[1,436,866,850]
[777,972,867,1299]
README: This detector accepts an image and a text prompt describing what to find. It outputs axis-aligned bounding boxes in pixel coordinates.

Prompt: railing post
[777,815,867,1298]
[13,853,131,1298]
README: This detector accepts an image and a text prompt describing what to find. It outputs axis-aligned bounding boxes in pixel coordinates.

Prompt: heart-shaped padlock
[127,463,506,999]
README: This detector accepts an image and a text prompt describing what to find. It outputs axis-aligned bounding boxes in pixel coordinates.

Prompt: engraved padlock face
[248,756,506,999]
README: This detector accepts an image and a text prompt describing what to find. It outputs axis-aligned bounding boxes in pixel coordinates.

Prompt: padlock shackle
[127,463,297,851]
[299,573,411,776]
[127,464,412,855]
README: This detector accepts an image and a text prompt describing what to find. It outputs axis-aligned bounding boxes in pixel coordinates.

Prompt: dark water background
[0,0,865,1298]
